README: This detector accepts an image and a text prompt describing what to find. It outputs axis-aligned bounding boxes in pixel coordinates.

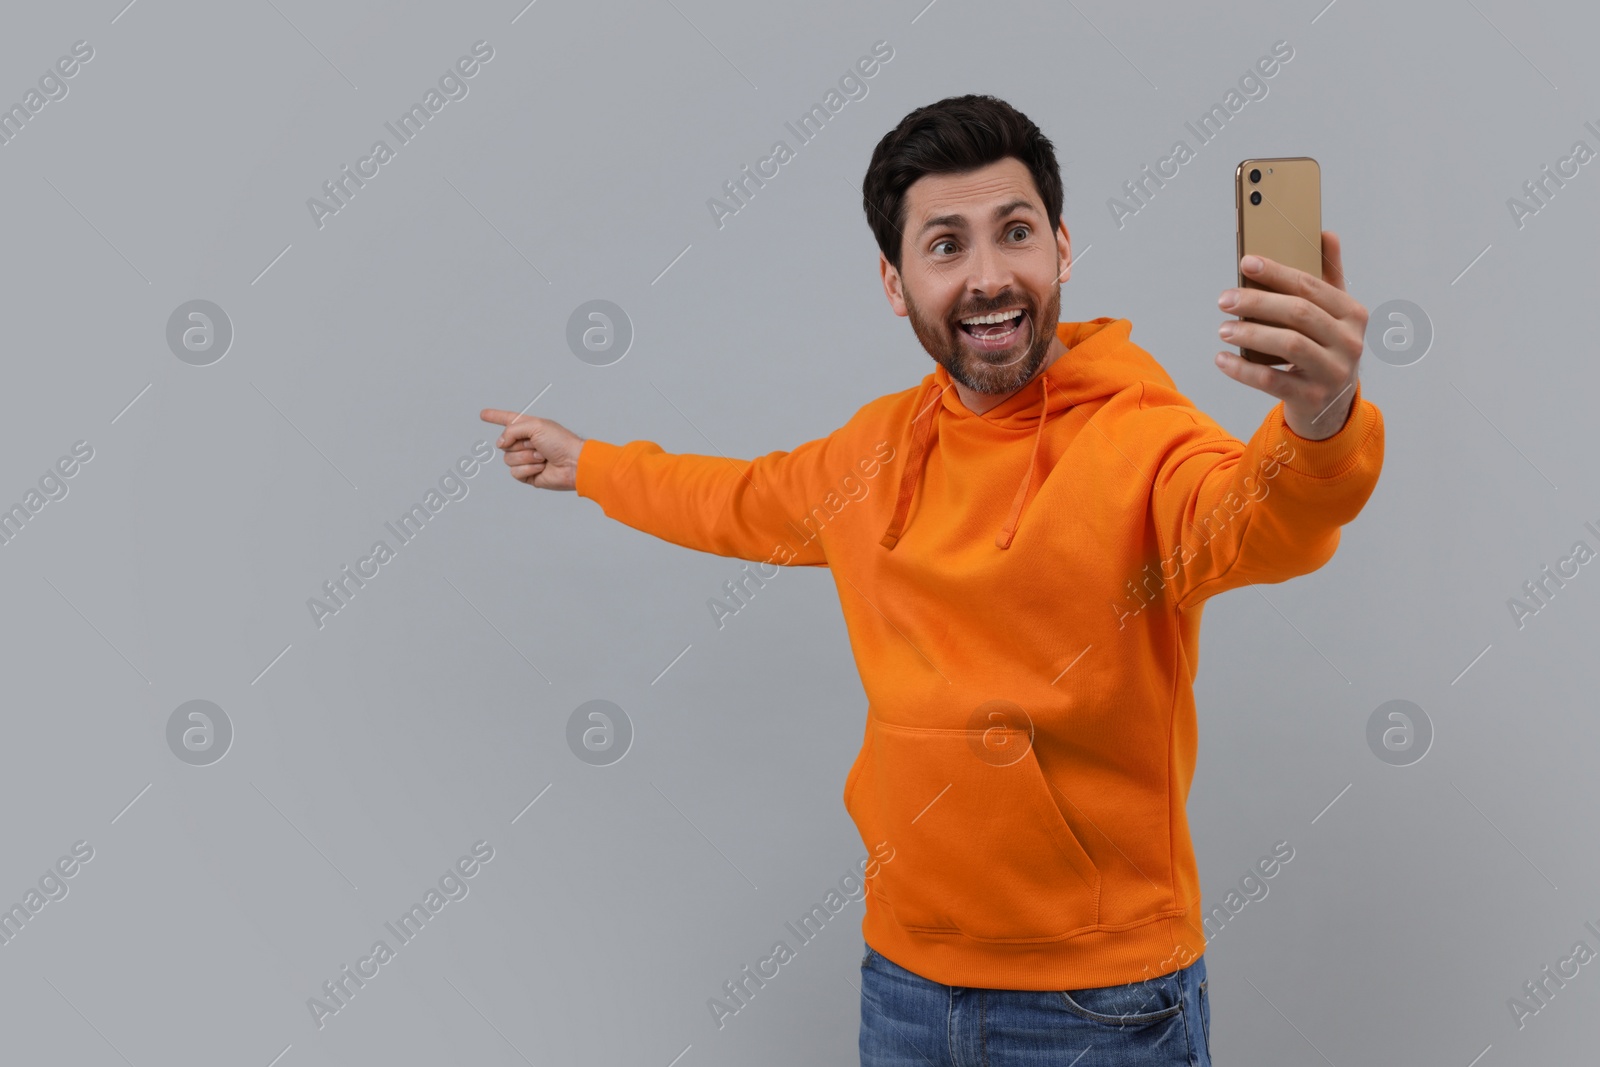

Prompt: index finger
[1240,249,1356,320]
[480,408,526,427]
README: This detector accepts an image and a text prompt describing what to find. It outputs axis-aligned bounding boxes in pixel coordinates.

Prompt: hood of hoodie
[880,316,1162,552]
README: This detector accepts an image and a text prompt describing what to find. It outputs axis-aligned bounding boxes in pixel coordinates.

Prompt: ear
[1054,221,1072,285]
[880,252,909,317]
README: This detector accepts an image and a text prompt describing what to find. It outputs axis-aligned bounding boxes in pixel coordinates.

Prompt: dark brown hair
[862,94,1063,273]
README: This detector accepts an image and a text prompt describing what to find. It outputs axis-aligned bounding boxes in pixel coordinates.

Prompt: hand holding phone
[1217,158,1367,441]
[1233,157,1322,366]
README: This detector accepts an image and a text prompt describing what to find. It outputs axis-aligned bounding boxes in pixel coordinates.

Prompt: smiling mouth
[957,308,1028,352]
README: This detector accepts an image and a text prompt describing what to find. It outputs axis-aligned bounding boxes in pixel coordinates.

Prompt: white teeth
[960,309,1024,326]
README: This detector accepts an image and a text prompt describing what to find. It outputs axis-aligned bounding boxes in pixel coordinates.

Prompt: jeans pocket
[1057,970,1184,1027]
[1198,977,1211,1051]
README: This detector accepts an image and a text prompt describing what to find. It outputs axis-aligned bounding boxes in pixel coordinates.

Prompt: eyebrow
[917,198,1040,239]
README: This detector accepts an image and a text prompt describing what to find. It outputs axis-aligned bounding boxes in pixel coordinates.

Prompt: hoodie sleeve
[573,430,844,567]
[1140,379,1385,611]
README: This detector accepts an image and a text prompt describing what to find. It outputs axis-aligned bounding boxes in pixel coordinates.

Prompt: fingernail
[1218,322,1236,340]
[1215,351,1230,366]
[1241,255,1262,273]
[1218,290,1238,309]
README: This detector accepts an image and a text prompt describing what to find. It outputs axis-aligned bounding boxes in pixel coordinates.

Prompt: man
[482,94,1383,1066]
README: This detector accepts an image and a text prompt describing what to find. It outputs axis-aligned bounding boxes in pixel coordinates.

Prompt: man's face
[880,157,1071,395]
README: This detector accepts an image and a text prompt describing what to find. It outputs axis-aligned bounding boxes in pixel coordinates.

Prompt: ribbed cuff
[1270,380,1375,479]
[574,438,620,500]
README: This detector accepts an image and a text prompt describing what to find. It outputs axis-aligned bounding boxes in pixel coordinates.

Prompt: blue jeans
[859,942,1211,1066]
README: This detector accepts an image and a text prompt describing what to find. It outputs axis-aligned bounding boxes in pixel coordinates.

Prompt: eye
[1007,224,1030,241]
[932,238,957,256]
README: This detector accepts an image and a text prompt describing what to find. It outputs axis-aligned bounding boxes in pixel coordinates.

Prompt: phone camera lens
[1249,190,1262,205]
[1248,168,1261,183]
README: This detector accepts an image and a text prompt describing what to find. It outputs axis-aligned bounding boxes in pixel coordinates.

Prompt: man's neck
[953,332,1067,415]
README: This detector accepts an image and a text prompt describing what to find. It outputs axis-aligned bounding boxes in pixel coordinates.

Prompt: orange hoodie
[575,317,1384,991]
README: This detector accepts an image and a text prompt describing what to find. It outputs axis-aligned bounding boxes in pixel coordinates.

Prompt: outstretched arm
[1143,231,1385,611]
[480,407,839,567]
[1142,381,1383,612]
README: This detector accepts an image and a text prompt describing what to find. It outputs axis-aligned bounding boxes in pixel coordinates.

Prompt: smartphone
[1234,157,1321,366]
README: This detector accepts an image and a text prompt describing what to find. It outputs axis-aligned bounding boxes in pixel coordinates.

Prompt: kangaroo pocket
[844,717,1101,942]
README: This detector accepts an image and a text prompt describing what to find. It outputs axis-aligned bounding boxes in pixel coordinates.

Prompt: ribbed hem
[574,438,620,501]
[861,892,1208,991]
[1269,379,1377,479]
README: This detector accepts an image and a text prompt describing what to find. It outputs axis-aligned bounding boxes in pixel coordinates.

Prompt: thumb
[1321,231,1347,292]
[490,413,546,449]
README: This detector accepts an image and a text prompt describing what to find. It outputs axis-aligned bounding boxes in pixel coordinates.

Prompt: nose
[964,239,1017,304]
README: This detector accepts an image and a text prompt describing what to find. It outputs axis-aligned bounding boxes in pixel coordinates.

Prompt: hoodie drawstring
[996,372,1048,550]
[879,372,1050,552]
[879,379,941,551]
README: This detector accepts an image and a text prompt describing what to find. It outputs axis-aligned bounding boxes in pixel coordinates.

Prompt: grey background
[1,0,1596,1063]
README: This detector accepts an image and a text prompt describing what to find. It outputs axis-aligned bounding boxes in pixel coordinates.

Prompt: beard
[905,275,1062,395]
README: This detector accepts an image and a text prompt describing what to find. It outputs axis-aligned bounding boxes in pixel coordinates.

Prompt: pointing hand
[479,408,585,491]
